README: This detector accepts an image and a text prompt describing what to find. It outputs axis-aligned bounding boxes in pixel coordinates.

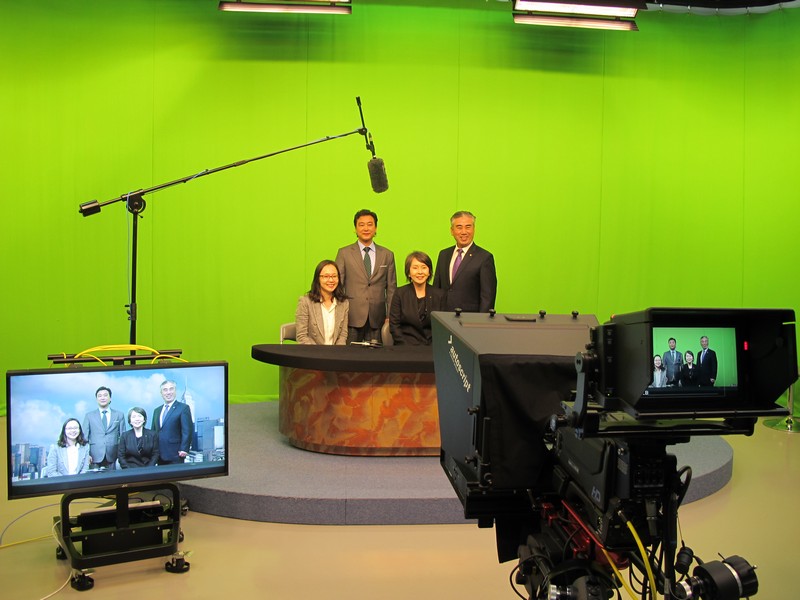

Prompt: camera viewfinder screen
[650,327,738,390]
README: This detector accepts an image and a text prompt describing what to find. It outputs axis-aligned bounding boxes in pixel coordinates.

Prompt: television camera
[431,308,797,600]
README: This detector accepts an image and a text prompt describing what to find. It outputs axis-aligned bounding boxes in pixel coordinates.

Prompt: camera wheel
[70,571,95,591]
[165,552,191,574]
[55,546,67,560]
[179,529,185,543]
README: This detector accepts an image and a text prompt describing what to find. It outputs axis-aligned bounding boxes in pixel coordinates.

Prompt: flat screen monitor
[598,308,796,418]
[6,361,228,500]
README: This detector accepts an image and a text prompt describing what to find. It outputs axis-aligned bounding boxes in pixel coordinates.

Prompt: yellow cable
[74,353,108,366]
[150,354,188,364]
[73,344,160,358]
[600,547,639,600]
[0,534,52,549]
[62,344,185,366]
[626,520,659,600]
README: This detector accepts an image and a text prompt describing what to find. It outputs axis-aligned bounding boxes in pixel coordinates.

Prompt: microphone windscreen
[368,157,389,194]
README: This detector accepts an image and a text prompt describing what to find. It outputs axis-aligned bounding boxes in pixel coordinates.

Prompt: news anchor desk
[251,345,439,456]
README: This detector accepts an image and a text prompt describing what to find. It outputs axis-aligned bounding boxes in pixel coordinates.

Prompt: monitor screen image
[649,326,738,389]
[6,361,228,500]
[601,308,796,418]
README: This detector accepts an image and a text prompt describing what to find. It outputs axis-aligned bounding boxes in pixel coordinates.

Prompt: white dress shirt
[321,299,338,345]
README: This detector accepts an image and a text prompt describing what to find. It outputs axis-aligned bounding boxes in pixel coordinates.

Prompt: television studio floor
[1,413,798,600]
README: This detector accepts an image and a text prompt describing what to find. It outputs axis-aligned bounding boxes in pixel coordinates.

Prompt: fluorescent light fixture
[218,1,352,14]
[514,0,640,18]
[513,12,638,30]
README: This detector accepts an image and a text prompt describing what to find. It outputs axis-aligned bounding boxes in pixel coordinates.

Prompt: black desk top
[251,344,434,373]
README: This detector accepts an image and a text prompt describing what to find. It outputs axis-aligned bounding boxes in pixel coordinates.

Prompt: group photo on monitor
[650,327,738,390]
[6,362,228,499]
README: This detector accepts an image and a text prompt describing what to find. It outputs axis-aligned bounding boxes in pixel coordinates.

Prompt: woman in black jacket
[118,407,159,468]
[679,350,701,388]
[389,251,447,345]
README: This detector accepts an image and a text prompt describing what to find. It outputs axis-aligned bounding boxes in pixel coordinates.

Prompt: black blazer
[696,348,718,386]
[679,364,701,388]
[389,284,447,346]
[433,244,497,313]
[117,428,159,468]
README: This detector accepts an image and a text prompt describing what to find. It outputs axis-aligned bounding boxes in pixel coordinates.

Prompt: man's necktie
[102,410,108,429]
[363,246,372,277]
[452,249,463,280]
[161,404,169,427]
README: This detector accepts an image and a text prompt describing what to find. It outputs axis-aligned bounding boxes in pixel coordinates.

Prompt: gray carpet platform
[179,403,733,525]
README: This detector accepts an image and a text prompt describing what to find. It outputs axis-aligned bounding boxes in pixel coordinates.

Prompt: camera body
[432,308,797,599]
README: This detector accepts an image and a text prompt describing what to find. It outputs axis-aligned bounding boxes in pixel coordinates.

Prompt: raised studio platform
[179,403,733,525]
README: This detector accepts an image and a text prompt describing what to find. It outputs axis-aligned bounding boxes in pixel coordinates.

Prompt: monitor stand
[55,482,188,590]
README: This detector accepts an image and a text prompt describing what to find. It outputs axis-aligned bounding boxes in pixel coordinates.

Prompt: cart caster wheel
[165,552,191,574]
[71,572,95,591]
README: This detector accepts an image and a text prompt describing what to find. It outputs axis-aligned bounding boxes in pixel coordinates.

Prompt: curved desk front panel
[252,345,439,456]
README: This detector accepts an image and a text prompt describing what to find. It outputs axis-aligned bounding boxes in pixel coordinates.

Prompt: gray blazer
[82,408,125,465]
[44,443,91,477]
[295,295,349,345]
[335,242,396,329]
[662,349,683,384]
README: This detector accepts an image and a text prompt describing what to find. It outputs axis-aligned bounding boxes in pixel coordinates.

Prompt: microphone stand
[79,125,368,347]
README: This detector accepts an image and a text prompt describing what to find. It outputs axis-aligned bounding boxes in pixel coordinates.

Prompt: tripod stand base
[763,416,799,433]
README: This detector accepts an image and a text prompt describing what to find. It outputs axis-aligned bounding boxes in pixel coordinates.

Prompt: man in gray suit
[82,386,125,469]
[335,209,397,344]
[662,337,682,386]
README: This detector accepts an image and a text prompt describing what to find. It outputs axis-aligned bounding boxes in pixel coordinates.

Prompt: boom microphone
[368,157,389,194]
[356,96,389,193]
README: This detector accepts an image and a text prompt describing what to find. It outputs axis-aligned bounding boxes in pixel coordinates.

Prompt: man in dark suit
[82,386,125,469]
[335,209,397,344]
[151,380,193,464]
[433,211,497,313]
[697,335,718,386]
[662,337,682,386]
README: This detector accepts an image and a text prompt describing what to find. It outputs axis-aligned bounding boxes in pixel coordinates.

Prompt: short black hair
[353,209,378,227]
[128,407,147,425]
[404,251,433,283]
[95,386,112,398]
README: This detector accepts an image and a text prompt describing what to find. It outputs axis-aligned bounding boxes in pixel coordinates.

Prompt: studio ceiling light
[513,12,638,30]
[514,0,640,18]
[218,1,352,15]
[513,0,644,30]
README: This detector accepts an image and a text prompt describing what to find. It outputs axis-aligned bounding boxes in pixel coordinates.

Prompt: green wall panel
[2,1,799,411]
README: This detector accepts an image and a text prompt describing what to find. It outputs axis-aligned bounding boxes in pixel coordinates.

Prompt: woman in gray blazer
[295,260,349,345]
[44,418,91,477]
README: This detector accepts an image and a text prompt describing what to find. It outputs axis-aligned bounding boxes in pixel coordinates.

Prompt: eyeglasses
[319,274,339,280]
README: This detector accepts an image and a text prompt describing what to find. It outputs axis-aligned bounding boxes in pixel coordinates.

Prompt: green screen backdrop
[1,1,798,410]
